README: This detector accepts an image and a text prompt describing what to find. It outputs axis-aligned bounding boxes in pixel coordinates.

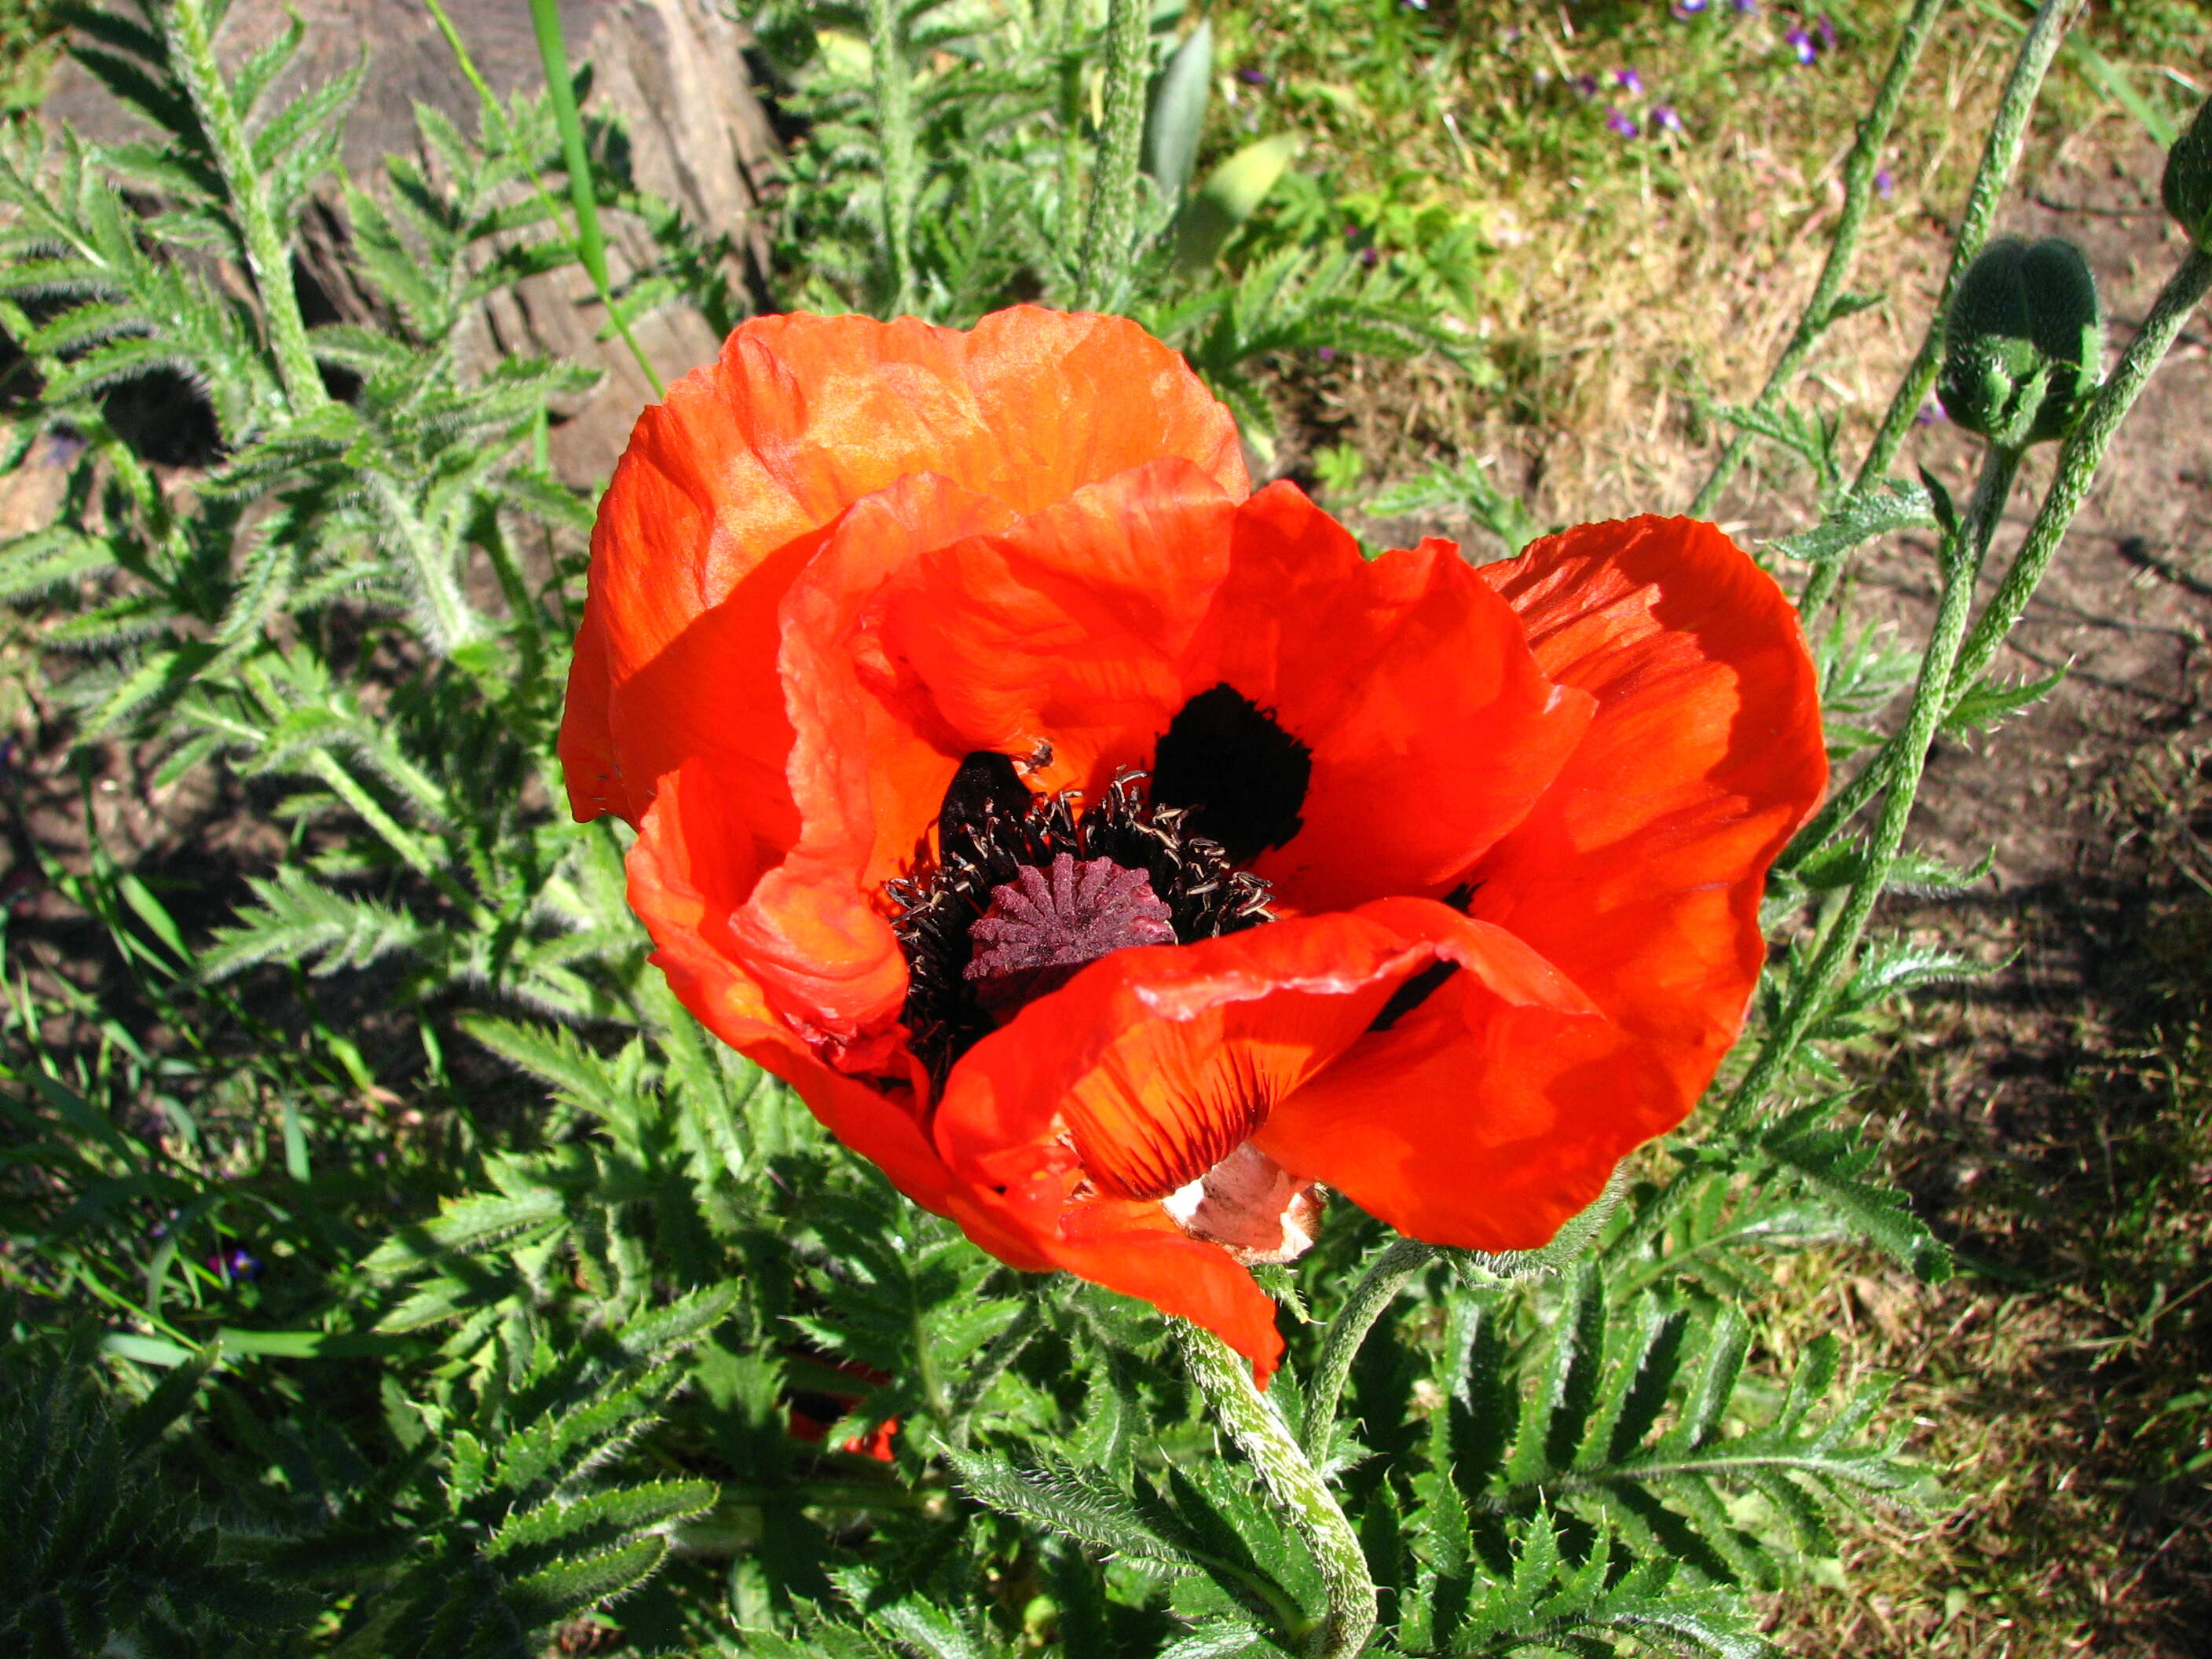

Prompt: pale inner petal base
[1160,1143,1322,1265]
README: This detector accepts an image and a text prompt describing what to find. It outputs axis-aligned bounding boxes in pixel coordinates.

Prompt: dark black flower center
[888,753,1275,1088]
[1151,684,1313,863]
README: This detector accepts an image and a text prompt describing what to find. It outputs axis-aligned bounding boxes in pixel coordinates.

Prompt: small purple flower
[1605,107,1640,138]
[1816,13,1837,48]
[1236,67,1269,86]
[1654,104,1684,135]
[1615,68,1644,95]
[1672,0,1708,13]
[1914,399,1943,427]
[1317,346,1337,364]
[1730,0,1756,10]
[1573,72,1601,98]
[1785,26,1817,64]
[1874,167,1895,199]
[1359,246,1379,268]
[0,736,15,790]
[211,1247,263,1283]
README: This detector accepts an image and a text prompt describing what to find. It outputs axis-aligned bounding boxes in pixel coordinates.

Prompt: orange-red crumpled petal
[1257,518,1826,1249]
[862,472,1591,907]
[627,753,1052,1274]
[561,306,1248,826]
[928,903,1512,1379]
[1470,515,1827,1078]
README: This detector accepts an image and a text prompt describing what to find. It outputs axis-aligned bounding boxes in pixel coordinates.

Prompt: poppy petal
[562,308,1246,826]
[624,756,958,1210]
[1213,483,1597,910]
[1251,897,1658,1249]
[863,474,1591,906]
[930,908,1456,1375]
[1470,516,1826,1069]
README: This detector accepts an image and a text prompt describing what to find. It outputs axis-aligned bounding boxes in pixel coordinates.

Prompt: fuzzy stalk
[1686,0,1948,519]
[1782,245,2212,868]
[1075,0,1151,309]
[1795,0,2083,624]
[1301,1237,1436,1462]
[1722,440,2023,1131]
[867,0,921,316]
[165,0,326,414]
[1177,1321,1376,1659]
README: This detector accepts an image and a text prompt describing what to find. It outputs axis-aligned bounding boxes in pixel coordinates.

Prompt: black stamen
[889,765,1276,1089]
[1151,684,1312,863]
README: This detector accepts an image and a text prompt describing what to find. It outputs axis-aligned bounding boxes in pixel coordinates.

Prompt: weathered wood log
[42,0,781,483]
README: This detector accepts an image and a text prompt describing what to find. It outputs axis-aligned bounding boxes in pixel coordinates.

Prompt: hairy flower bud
[2164,94,2212,252]
[1937,236,2104,449]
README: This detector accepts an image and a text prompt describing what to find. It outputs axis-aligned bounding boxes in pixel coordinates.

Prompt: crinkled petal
[930,907,1459,1378]
[1470,515,1826,1072]
[625,755,964,1214]
[864,474,1590,906]
[1252,897,1652,1249]
[562,308,1246,824]
[1214,484,1595,909]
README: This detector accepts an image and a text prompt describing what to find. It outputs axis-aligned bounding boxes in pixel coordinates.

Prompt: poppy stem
[1075,0,1152,310]
[1684,0,1949,522]
[1779,245,2212,870]
[1791,0,2083,624]
[1176,1320,1377,1659]
[1724,439,2024,1131]
[1301,1237,1437,1463]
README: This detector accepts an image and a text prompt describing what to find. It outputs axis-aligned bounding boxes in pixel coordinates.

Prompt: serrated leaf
[1769,480,1936,563]
[1943,665,2066,734]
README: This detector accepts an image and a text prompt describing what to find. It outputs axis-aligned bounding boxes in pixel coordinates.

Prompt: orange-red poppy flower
[561,305,1826,1384]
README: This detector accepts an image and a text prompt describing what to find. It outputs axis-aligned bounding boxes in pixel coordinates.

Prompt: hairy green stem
[367,472,484,653]
[1949,247,2212,692]
[1177,1320,1376,1659]
[1075,0,1150,309]
[1687,0,1948,519]
[867,0,921,315]
[1302,1238,1436,1462]
[1723,441,2023,1130]
[1782,246,2212,867]
[1795,0,2082,624]
[166,0,325,413]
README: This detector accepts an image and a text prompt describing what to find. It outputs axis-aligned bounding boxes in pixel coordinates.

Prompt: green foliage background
[0,0,2199,1654]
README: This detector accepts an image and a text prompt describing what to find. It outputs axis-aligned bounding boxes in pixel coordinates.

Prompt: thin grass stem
[525,0,666,397]
[1687,0,1949,519]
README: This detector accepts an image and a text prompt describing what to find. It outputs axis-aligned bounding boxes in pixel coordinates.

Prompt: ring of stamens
[888,759,1275,1089]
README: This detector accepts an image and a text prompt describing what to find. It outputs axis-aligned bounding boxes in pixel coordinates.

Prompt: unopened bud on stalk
[2164,95,2212,252]
[1937,236,2103,450]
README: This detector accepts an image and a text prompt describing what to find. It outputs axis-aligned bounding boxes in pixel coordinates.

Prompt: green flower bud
[1937,236,2104,449]
[2164,94,2212,252]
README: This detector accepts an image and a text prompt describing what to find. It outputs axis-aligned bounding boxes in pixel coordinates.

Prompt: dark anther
[888,766,1276,1089]
[1151,684,1312,864]
[965,854,1176,1019]
[939,751,1033,858]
